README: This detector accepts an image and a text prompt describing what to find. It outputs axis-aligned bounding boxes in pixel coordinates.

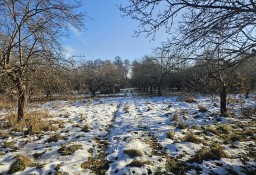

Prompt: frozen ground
[0,93,255,175]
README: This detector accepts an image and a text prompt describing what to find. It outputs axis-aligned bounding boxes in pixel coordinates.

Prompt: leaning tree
[0,0,84,121]
[120,0,256,115]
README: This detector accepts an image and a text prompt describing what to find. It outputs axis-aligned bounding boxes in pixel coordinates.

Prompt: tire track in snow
[106,98,166,175]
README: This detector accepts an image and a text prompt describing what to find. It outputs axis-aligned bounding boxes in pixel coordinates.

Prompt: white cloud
[64,46,76,59]
[69,24,82,36]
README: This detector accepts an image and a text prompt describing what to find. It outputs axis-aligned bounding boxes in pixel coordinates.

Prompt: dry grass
[0,96,14,110]
[192,125,201,130]
[243,129,254,136]
[198,105,208,113]
[58,143,82,156]
[124,105,130,113]
[4,111,58,134]
[8,155,34,174]
[167,103,172,108]
[81,124,92,132]
[165,156,186,175]
[217,124,232,134]
[172,112,179,122]
[81,157,109,175]
[190,144,228,163]
[33,150,46,159]
[123,149,143,158]
[167,131,175,139]
[182,96,197,103]
[242,107,256,117]
[3,141,17,150]
[46,134,67,143]
[206,126,219,135]
[184,133,203,144]
[177,122,187,129]
[127,160,151,167]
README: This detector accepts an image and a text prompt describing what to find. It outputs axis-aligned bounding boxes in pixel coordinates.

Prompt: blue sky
[63,0,169,62]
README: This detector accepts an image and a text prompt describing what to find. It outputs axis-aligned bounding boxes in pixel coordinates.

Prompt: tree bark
[17,80,27,122]
[92,91,96,97]
[157,84,162,96]
[220,84,227,116]
[150,84,153,94]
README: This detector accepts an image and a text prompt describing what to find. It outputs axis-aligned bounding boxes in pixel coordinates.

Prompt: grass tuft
[184,133,202,144]
[8,155,33,174]
[177,122,187,129]
[58,143,82,156]
[165,156,186,175]
[206,126,219,135]
[123,149,143,158]
[243,129,254,136]
[46,134,67,143]
[127,160,151,167]
[198,105,208,113]
[183,96,197,103]
[167,131,175,139]
[217,124,232,134]
[190,144,228,163]
[172,112,179,122]
[81,157,109,175]
[81,124,92,132]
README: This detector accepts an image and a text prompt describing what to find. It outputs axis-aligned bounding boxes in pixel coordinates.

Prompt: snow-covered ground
[0,93,255,175]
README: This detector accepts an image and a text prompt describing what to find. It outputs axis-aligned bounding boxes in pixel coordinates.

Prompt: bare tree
[82,60,119,97]
[120,0,256,115]
[0,0,84,121]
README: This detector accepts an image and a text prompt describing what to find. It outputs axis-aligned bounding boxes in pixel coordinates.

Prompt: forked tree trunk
[220,84,227,116]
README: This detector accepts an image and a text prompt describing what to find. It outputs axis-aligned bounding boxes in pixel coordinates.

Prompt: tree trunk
[92,91,96,97]
[150,84,153,94]
[245,88,250,99]
[220,84,227,116]
[157,84,162,96]
[17,80,27,122]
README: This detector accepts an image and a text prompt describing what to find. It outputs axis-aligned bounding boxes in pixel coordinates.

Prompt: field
[0,93,255,175]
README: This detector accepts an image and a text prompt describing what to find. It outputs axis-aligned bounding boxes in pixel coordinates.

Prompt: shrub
[123,149,142,158]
